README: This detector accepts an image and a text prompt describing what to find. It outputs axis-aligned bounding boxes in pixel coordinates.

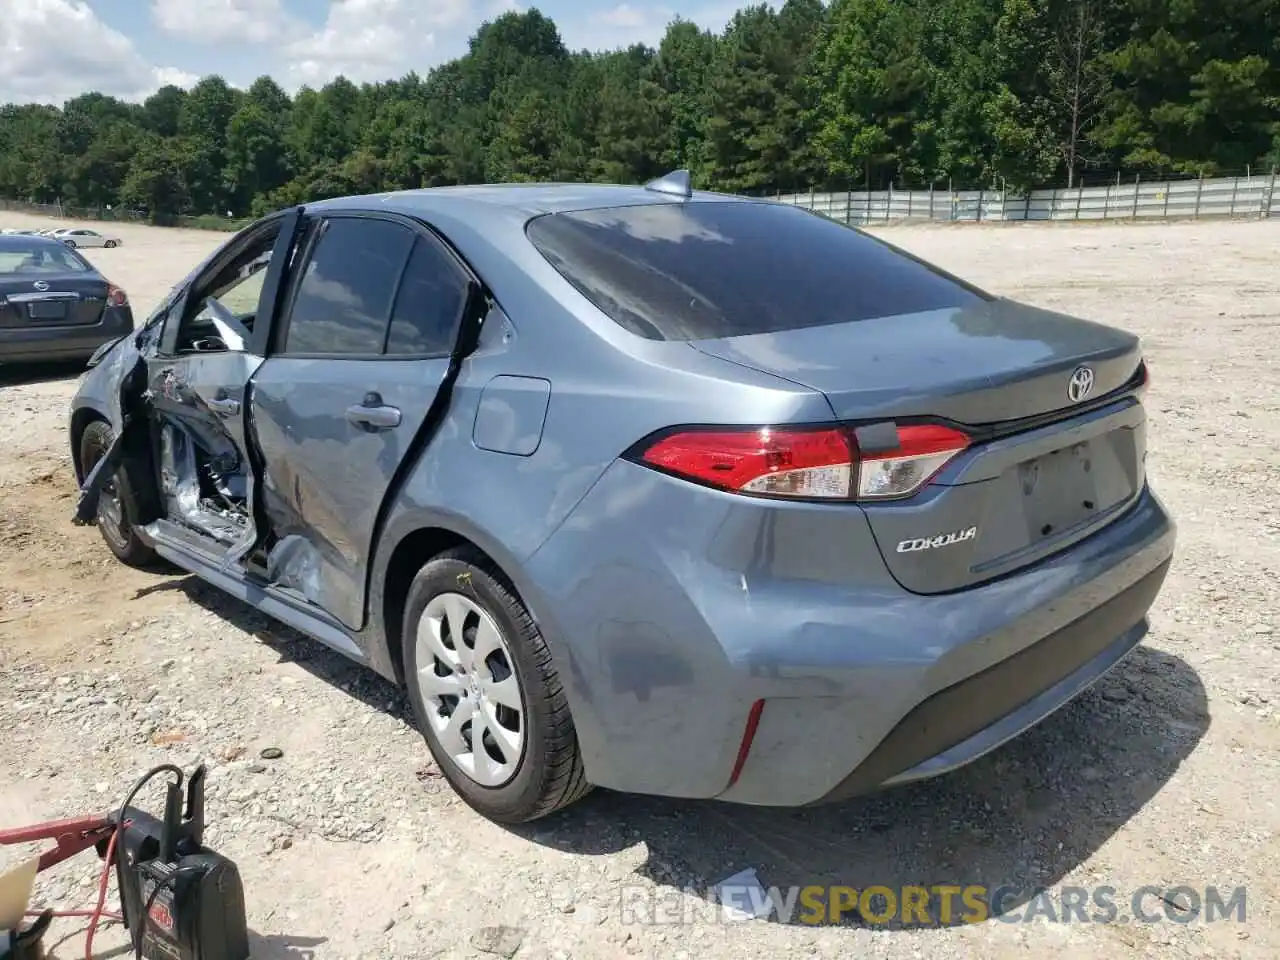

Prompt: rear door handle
[208,397,240,417]
[346,393,401,430]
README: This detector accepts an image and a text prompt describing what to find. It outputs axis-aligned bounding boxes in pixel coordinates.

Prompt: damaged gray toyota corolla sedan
[69,174,1176,824]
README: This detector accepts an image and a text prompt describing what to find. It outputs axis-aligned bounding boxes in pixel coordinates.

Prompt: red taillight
[107,283,128,307]
[640,427,854,498]
[637,423,969,501]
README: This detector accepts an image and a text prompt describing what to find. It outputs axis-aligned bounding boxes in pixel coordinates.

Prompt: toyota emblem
[32,280,49,291]
[1067,365,1095,403]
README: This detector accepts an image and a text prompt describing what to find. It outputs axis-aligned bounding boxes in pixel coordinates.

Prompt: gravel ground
[1,212,1277,960]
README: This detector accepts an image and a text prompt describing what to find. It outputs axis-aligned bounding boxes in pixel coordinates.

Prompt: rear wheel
[403,548,591,823]
[78,420,156,567]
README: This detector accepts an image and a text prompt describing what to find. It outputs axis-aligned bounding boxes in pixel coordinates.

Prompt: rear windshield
[525,200,989,341]
[0,242,92,275]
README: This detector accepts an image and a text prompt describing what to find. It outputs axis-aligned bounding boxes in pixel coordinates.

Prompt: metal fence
[774,171,1280,224]
[0,198,252,232]
[5,170,1278,230]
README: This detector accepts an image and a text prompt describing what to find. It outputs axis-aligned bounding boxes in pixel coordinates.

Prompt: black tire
[64,239,76,248]
[403,547,591,823]
[78,420,156,567]
[104,240,117,248]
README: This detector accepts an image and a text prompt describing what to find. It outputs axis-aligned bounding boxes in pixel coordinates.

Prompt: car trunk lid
[692,298,1142,422]
[0,274,108,329]
[692,299,1148,593]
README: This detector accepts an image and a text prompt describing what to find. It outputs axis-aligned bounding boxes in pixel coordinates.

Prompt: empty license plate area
[1020,439,1111,541]
[27,299,68,320]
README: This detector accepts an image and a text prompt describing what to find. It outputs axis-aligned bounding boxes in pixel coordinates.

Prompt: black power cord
[114,765,185,960]
[117,764,184,847]
[136,866,205,960]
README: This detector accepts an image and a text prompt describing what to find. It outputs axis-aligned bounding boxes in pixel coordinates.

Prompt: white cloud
[0,0,196,105]
[558,2,738,52]
[151,0,303,45]
[153,66,203,90]
[596,3,652,29]
[284,0,473,88]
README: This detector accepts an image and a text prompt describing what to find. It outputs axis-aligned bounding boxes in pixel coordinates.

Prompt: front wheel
[104,240,117,248]
[78,420,156,567]
[64,239,76,248]
[403,548,591,823]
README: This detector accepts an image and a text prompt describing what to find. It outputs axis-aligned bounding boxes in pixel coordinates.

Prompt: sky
[0,0,745,106]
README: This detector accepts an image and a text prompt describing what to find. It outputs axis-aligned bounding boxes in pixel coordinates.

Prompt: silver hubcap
[415,592,525,787]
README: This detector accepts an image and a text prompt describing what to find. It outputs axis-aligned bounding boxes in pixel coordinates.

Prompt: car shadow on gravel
[520,644,1209,930]
[177,577,412,720]
[172,577,1209,931]
[248,932,329,958]
[0,360,86,388]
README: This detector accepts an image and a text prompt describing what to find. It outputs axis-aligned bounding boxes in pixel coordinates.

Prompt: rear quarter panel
[365,215,833,680]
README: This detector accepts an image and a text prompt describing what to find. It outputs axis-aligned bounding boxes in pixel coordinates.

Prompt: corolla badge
[897,526,978,553]
[1067,365,1095,403]
[32,280,49,291]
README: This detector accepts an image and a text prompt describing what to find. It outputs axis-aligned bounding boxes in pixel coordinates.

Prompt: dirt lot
[1,211,1277,960]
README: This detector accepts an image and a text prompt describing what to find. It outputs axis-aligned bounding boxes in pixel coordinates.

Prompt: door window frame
[270,209,477,362]
[157,210,299,359]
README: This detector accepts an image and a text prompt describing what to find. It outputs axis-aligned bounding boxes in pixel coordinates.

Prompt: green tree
[588,46,667,183]
[918,0,1004,186]
[653,20,719,171]
[701,3,825,193]
[64,122,139,208]
[1095,0,1280,175]
[463,9,571,104]
[985,0,1060,188]
[177,76,240,212]
[1,2,1277,215]
[810,0,930,188]
[119,136,190,218]
[245,75,292,119]
[486,86,568,181]
[0,104,63,201]
[141,86,187,136]
[225,102,288,214]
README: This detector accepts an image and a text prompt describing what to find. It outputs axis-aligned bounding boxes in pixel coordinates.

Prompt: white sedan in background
[51,228,122,248]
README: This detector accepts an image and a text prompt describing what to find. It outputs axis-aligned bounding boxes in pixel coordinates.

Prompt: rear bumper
[525,459,1176,805]
[0,306,133,362]
[812,558,1167,803]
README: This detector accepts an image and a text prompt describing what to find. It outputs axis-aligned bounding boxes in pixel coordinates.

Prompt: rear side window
[283,217,414,355]
[526,201,990,341]
[385,237,467,356]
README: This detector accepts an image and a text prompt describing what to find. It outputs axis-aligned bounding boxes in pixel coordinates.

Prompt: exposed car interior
[148,223,287,547]
[173,230,276,354]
